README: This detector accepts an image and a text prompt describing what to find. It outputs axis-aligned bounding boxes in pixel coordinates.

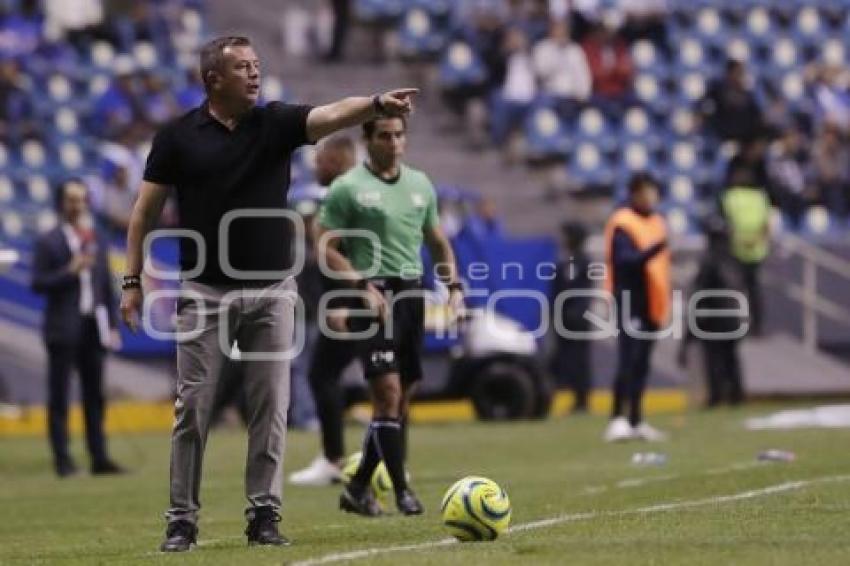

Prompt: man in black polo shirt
[119,35,416,552]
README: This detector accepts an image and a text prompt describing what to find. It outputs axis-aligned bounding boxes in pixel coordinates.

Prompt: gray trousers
[166,278,296,524]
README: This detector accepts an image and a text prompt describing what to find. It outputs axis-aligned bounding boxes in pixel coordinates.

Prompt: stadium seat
[622,107,650,137]
[678,38,705,69]
[438,42,486,88]
[670,140,699,173]
[695,7,722,40]
[669,174,696,204]
[678,72,707,103]
[631,39,657,69]
[21,140,46,170]
[746,6,773,38]
[670,108,697,137]
[523,106,570,161]
[0,143,8,168]
[821,39,845,65]
[781,72,805,102]
[261,75,285,102]
[0,176,13,203]
[796,6,822,37]
[133,41,159,70]
[47,75,72,102]
[27,176,50,204]
[89,41,116,69]
[665,207,692,235]
[399,7,447,60]
[725,36,751,63]
[771,37,799,72]
[2,211,24,240]
[54,107,79,135]
[578,107,608,138]
[88,74,111,97]
[622,142,651,172]
[36,209,57,233]
[802,205,838,237]
[355,0,405,22]
[58,142,84,171]
[410,0,451,17]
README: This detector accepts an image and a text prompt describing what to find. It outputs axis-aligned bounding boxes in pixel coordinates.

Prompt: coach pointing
[120,36,416,552]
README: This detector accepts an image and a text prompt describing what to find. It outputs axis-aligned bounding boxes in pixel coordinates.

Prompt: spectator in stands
[31,179,125,478]
[811,122,850,219]
[720,162,771,337]
[0,0,42,59]
[807,64,850,134]
[91,57,145,141]
[766,127,811,229]
[461,195,504,241]
[490,27,536,157]
[176,68,205,111]
[323,0,351,63]
[581,14,634,114]
[507,0,549,43]
[0,58,39,142]
[43,0,104,50]
[140,71,180,127]
[619,0,669,55]
[550,222,593,413]
[570,0,602,42]
[533,18,591,119]
[699,60,764,144]
[97,159,137,233]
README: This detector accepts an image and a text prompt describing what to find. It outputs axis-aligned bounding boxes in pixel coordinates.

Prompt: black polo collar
[192,100,259,130]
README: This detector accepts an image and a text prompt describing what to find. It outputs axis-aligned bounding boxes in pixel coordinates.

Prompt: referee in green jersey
[315,114,463,516]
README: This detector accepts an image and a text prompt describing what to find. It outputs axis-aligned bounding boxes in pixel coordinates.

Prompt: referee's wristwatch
[372,94,388,117]
[122,274,142,290]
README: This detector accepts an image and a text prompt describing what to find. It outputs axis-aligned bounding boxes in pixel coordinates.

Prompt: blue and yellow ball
[441,476,511,541]
[341,451,393,503]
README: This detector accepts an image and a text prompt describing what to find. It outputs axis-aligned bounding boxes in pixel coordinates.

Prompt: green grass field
[2,403,850,565]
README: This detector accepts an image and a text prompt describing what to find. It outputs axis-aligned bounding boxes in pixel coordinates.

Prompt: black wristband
[355,278,369,291]
[122,274,141,290]
[372,94,387,116]
[446,282,463,293]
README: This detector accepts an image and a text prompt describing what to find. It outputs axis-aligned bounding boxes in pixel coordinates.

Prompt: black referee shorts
[348,278,425,384]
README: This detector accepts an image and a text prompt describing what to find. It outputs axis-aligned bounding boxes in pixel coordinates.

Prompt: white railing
[776,233,850,353]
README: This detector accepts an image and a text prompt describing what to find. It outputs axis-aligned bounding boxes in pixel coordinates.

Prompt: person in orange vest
[603,173,671,442]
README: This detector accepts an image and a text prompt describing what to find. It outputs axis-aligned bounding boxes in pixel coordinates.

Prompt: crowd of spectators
[0,0,203,237]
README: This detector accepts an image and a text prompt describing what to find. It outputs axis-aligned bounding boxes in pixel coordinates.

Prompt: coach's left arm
[424,225,465,316]
[305,88,418,142]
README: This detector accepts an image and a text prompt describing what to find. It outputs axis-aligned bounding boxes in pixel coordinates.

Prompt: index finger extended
[388,88,419,99]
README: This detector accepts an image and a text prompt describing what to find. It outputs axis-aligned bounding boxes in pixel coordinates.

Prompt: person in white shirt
[533,18,591,118]
[491,27,536,146]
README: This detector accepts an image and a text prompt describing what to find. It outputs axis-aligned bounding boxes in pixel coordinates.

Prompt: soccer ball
[341,452,393,503]
[441,476,511,542]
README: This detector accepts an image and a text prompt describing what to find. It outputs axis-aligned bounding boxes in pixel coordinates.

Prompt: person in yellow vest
[603,173,671,442]
[720,164,771,336]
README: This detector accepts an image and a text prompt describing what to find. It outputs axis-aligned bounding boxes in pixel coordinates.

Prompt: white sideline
[291,474,850,566]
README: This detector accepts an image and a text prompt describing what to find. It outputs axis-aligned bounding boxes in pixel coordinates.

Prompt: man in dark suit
[32,179,124,477]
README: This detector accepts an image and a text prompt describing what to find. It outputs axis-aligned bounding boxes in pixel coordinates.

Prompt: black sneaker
[245,506,290,546]
[91,459,127,476]
[56,459,79,478]
[396,489,424,516]
[160,520,197,552]
[339,485,382,517]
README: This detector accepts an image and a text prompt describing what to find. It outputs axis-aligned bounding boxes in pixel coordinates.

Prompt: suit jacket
[31,225,118,345]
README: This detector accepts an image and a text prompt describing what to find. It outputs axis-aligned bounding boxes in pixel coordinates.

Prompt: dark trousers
[307,333,358,463]
[612,320,657,426]
[553,338,591,411]
[327,0,351,60]
[703,339,743,407]
[46,317,107,470]
[740,262,763,336]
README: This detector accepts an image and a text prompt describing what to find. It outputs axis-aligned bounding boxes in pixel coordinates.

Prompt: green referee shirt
[318,163,439,278]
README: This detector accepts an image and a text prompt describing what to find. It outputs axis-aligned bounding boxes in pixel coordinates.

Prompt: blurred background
[1,0,849,434]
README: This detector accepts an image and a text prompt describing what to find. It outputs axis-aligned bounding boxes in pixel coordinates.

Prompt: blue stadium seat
[355,0,405,23]
[438,42,486,89]
[523,105,570,161]
[399,7,448,60]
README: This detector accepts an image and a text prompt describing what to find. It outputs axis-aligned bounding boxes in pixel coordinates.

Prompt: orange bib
[603,208,671,326]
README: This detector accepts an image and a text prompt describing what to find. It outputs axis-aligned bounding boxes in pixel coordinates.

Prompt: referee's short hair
[199,36,252,92]
[363,115,407,140]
